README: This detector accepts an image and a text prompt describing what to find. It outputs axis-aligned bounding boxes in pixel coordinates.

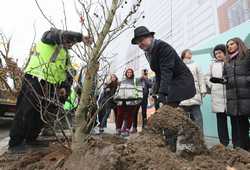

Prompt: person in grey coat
[180,49,207,133]
[206,44,229,146]
[210,38,250,150]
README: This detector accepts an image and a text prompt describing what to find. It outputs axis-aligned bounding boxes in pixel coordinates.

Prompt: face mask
[183,58,191,63]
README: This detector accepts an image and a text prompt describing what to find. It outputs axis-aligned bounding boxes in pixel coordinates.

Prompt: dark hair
[213,44,226,58]
[181,49,191,60]
[125,68,134,79]
[108,74,118,89]
[226,37,248,59]
[142,69,148,75]
[110,74,118,82]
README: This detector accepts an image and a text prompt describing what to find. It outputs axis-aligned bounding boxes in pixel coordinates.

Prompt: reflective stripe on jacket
[25,41,69,84]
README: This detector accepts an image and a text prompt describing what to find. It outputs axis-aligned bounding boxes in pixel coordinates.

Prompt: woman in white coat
[180,49,207,133]
[206,44,229,146]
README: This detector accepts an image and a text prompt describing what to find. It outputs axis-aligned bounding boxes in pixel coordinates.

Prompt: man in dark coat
[131,26,196,152]
[131,26,195,107]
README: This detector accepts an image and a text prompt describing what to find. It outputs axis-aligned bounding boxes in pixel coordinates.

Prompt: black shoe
[8,144,27,154]
[8,138,24,148]
[163,128,177,152]
[26,140,49,147]
[99,127,104,133]
[142,119,148,129]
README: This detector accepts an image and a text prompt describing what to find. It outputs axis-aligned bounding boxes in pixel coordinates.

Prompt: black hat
[131,26,155,45]
[213,44,226,57]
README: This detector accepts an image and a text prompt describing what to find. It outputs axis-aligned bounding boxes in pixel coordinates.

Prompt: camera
[143,69,148,76]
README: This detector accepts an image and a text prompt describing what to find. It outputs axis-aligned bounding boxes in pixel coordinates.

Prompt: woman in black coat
[211,37,250,150]
[97,74,118,133]
[224,38,250,150]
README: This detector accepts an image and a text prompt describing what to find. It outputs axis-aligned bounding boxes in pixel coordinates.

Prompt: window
[228,0,250,28]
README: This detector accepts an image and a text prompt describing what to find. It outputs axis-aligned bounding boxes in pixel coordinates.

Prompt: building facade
[107,0,250,138]
[109,0,250,77]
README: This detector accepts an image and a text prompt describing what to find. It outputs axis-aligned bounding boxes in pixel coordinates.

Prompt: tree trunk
[73,0,119,150]
[73,60,99,149]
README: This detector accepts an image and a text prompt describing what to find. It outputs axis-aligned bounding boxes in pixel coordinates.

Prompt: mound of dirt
[209,144,250,169]
[148,106,207,154]
[64,133,188,170]
[64,105,250,170]
[1,105,250,170]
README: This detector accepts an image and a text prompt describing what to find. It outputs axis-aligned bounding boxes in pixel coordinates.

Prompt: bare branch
[61,0,68,30]
[34,0,57,28]
[23,22,37,71]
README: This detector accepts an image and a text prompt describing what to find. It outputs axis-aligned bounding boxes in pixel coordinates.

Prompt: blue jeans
[182,105,203,133]
[98,104,112,128]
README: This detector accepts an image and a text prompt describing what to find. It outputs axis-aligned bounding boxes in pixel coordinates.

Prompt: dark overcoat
[224,50,250,116]
[148,39,196,102]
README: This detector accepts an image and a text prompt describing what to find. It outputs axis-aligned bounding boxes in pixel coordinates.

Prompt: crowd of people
[8,26,250,152]
[96,27,250,152]
[97,68,151,136]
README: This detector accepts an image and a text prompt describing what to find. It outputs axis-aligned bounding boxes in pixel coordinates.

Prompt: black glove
[210,77,227,84]
[158,93,167,105]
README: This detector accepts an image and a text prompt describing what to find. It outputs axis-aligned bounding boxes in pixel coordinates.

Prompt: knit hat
[213,44,226,57]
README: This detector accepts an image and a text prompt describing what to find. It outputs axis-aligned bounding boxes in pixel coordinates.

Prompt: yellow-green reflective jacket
[25,41,69,84]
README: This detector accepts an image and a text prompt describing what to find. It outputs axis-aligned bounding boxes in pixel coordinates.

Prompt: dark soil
[0,143,71,170]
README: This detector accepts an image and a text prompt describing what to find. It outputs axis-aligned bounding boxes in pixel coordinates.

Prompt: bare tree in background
[0,33,22,100]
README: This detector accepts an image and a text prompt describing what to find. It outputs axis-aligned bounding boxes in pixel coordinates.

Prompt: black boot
[142,118,148,129]
[8,137,22,147]
[8,139,26,153]
[26,139,49,147]
[163,128,178,152]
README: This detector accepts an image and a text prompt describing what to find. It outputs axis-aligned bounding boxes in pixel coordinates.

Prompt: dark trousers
[9,75,55,147]
[182,105,203,133]
[98,104,112,128]
[230,115,249,150]
[113,107,118,129]
[216,112,229,146]
[132,105,140,129]
[132,98,148,129]
[141,97,148,126]
[116,105,137,130]
[153,96,160,110]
